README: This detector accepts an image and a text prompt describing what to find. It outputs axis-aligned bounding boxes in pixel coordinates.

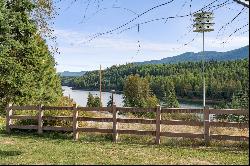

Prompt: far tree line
[85,74,181,109]
[86,73,248,122]
[61,59,249,104]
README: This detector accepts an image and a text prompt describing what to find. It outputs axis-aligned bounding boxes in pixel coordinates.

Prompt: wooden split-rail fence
[5,104,249,144]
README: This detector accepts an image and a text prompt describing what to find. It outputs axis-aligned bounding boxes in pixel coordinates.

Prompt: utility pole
[99,64,102,107]
[202,31,205,107]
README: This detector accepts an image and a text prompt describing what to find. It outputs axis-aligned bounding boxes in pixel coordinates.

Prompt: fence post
[204,106,210,145]
[112,104,118,142]
[155,105,161,145]
[6,103,13,133]
[73,104,79,141]
[38,104,44,134]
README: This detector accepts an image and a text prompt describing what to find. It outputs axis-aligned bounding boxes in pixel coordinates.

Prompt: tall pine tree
[0,0,62,112]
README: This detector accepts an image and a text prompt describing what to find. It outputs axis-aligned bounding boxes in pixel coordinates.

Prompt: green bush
[214,91,249,122]
[162,113,200,121]
[14,96,91,127]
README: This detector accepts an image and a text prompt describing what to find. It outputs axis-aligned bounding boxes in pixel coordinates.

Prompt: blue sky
[51,0,249,72]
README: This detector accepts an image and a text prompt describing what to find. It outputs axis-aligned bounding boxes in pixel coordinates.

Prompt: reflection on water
[62,86,124,107]
[62,86,211,108]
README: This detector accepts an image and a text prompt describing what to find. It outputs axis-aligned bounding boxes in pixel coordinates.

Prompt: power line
[83,0,224,47]
[81,0,249,52]
[83,0,175,43]
[233,0,249,8]
[216,6,246,39]
[222,23,249,44]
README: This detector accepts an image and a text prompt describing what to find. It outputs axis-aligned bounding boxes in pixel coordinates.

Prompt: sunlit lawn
[0,117,248,165]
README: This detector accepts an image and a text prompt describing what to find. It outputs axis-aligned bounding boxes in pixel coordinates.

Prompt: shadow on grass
[0,128,72,141]
[0,150,22,157]
[1,128,248,154]
[117,135,156,145]
[160,137,249,154]
[79,134,249,155]
[79,133,156,146]
[79,133,113,143]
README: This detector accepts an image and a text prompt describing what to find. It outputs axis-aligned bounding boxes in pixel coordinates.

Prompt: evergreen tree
[230,91,249,109]
[86,93,102,107]
[94,96,102,107]
[123,75,159,108]
[162,91,179,108]
[86,93,95,107]
[215,91,249,122]
[0,0,62,112]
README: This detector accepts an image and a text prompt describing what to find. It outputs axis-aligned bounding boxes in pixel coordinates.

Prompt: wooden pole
[6,103,13,133]
[155,105,161,145]
[38,104,44,134]
[99,64,102,107]
[73,104,79,141]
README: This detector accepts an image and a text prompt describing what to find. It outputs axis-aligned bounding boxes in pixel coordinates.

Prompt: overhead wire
[116,0,223,52]
[216,6,246,39]
[83,0,219,44]
[83,0,175,43]
[222,23,249,44]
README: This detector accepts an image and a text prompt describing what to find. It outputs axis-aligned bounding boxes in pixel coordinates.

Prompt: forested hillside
[58,71,86,77]
[135,45,249,65]
[61,59,249,102]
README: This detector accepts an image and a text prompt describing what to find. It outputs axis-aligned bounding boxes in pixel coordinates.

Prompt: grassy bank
[0,116,249,165]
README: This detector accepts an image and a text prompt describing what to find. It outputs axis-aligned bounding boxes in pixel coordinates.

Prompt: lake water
[62,86,208,108]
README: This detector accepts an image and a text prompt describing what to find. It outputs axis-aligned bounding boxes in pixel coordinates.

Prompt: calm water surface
[62,86,208,108]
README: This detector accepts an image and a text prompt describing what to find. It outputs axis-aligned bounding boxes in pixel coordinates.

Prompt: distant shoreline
[63,86,124,94]
[64,86,224,104]
[177,98,224,105]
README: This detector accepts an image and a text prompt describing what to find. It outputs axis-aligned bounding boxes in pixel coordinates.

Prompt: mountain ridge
[135,45,249,65]
[58,71,86,77]
[59,46,249,74]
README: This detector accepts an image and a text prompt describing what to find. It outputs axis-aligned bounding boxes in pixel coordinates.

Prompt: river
[62,86,210,108]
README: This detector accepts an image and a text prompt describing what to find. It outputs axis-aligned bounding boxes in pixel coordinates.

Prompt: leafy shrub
[86,93,102,107]
[14,96,91,127]
[161,112,200,121]
[214,91,249,122]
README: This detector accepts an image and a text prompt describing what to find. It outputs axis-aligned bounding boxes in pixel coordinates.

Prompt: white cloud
[53,28,249,72]
[192,36,249,52]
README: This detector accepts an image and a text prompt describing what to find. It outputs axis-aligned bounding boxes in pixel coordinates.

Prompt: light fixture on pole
[193,11,214,108]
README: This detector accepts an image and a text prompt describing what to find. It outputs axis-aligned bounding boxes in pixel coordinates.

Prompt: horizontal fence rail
[161,108,204,113]
[5,103,249,144]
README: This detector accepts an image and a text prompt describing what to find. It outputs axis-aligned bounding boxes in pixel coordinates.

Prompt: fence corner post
[73,104,79,141]
[38,104,44,134]
[6,103,13,134]
[112,104,118,142]
[204,106,210,146]
[155,105,161,145]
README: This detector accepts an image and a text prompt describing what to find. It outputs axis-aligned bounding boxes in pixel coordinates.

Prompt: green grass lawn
[0,117,249,165]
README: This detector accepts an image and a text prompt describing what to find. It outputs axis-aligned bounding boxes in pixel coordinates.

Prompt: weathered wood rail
[5,104,249,144]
